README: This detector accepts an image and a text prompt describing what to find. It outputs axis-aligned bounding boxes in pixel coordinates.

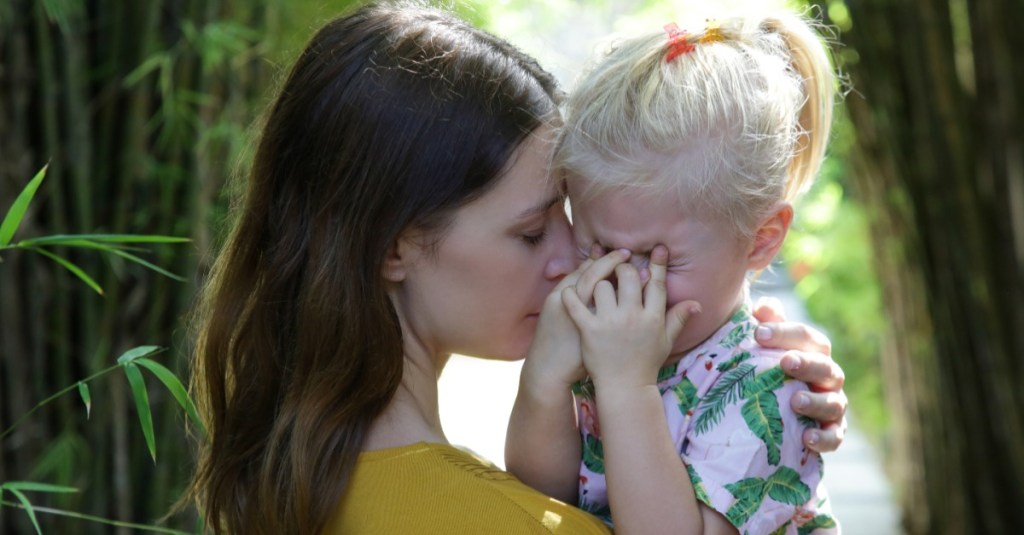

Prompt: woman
[188,3,847,534]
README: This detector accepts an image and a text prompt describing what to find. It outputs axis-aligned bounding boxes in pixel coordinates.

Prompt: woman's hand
[753,297,848,453]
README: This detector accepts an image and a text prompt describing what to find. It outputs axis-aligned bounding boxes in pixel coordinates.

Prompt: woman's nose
[544,213,578,281]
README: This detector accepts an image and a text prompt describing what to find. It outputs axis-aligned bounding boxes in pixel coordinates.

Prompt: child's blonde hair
[558,11,835,239]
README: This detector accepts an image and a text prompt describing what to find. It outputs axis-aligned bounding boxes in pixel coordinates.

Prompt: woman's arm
[752,300,848,452]
[506,249,631,503]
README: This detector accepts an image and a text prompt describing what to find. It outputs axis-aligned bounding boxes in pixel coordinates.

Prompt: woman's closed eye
[521,230,547,246]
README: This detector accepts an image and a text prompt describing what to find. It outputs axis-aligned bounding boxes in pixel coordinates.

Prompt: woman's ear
[382,233,420,283]
[747,203,794,270]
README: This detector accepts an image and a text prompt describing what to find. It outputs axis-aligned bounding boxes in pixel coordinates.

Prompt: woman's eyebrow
[516,195,561,219]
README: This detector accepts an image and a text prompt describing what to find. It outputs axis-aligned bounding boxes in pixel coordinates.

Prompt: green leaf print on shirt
[582,434,605,474]
[672,376,699,415]
[724,466,811,527]
[741,390,784,465]
[740,366,787,465]
[770,522,793,535]
[694,364,756,434]
[798,514,838,534]
[721,323,754,349]
[686,464,712,505]
[717,351,753,372]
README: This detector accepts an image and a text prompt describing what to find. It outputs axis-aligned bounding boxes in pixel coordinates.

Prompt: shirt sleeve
[680,356,827,533]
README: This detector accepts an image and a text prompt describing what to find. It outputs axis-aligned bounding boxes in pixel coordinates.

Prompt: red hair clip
[664,22,695,62]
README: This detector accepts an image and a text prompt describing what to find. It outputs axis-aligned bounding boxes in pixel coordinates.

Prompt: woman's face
[393,127,577,361]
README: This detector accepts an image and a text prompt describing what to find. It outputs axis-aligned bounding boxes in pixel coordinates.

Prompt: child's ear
[382,232,421,283]
[747,203,793,270]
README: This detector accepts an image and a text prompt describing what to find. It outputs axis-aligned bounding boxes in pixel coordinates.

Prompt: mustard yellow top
[324,442,611,534]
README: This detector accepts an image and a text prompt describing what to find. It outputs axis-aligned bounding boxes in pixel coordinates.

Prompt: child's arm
[562,246,725,535]
[506,249,631,503]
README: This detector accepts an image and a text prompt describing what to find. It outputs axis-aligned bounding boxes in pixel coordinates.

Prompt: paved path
[439,269,901,533]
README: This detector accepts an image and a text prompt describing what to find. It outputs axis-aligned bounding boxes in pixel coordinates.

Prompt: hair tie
[664,23,695,62]
[698,19,726,45]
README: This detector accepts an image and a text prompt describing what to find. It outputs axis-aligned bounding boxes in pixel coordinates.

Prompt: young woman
[187,3,848,534]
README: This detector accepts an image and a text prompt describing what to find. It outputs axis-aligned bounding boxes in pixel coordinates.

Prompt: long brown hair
[187,3,560,533]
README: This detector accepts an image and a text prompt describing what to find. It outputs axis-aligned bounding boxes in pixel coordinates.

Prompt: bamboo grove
[817,0,1024,531]
[0,1,358,532]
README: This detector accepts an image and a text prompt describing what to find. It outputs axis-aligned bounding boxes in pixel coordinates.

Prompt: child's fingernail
[796,393,810,410]
[756,325,773,341]
[781,354,799,372]
[618,248,630,257]
[808,431,820,445]
[688,303,702,315]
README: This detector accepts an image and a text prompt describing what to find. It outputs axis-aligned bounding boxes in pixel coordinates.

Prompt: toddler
[513,11,840,535]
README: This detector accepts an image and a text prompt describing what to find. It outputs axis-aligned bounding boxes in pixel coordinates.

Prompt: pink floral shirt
[574,302,838,534]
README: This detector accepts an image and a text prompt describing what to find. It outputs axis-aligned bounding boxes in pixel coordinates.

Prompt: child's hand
[562,245,700,391]
[522,246,632,391]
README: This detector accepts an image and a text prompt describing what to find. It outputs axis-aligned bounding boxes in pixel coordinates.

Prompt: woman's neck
[362,342,450,451]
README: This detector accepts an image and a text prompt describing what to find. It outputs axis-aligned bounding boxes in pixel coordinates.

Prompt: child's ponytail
[760,13,836,201]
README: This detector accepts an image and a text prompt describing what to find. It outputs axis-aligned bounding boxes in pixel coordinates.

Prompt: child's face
[569,184,754,360]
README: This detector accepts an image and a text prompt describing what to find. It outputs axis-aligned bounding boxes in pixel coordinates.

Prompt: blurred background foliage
[2,0,1021,533]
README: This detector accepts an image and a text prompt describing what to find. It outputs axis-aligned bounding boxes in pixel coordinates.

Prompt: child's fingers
[555,257,594,293]
[576,249,630,306]
[665,300,701,344]
[593,279,617,311]
[561,286,592,325]
[643,245,670,312]
[615,263,642,307]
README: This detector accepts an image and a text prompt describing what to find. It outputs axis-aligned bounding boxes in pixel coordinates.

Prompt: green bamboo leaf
[5,487,41,535]
[136,358,206,435]
[123,363,156,461]
[104,247,186,281]
[41,0,81,35]
[741,392,784,465]
[724,476,766,527]
[2,481,78,493]
[116,345,162,365]
[29,247,103,295]
[581,434,605,475]
[77,381,91,419]
[765,466,812,506]
[124,53,169,87]
[15,238,147,253]
[19,234,190,245]
[0,164,48,246]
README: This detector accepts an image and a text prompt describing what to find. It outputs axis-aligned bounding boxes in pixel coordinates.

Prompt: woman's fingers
[755,321,832,356]
[803,419,847,453]
[791,388,848,424]
[780,351,845,392]
[751,296,786,323]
